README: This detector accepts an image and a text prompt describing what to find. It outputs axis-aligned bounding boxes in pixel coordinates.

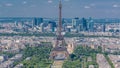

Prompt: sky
[0,0,120,18]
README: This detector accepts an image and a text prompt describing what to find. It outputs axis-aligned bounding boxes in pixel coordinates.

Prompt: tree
[22,44,53,67]
[70,54,76,61]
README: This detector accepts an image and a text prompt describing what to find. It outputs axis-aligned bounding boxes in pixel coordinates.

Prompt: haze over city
[0,0,120,18]
[0,0,120,68]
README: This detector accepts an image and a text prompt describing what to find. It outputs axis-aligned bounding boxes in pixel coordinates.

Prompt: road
[51,60,64,68]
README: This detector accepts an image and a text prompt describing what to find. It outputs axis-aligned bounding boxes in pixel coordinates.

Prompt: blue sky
[0,0,120,18]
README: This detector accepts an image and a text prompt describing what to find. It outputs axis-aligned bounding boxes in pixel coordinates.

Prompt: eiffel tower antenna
[58,0,62,37]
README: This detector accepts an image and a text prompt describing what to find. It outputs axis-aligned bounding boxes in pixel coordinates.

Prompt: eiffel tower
[50,0,69,60]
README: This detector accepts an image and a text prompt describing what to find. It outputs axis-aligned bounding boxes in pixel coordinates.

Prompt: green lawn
[12,43,53,68]
[63,46,100,68]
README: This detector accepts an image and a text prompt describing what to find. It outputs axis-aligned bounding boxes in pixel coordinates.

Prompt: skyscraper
[34,18,43,26]
[72,17,79,29]
[82,18,88,31]
[88,17,94,32]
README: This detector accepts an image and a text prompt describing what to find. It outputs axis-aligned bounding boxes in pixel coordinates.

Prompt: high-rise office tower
[34,18,43,26]
[88,17,94,32]
[72,17,79,29]
[82,18,88,31]
[48,21,57,32]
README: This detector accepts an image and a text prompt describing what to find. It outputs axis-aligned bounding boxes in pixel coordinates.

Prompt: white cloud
[64,0,70,2]
[113,4,119,8]
[5,3,13,7]
[22,1,27,4]
[84,6,90,9]
[48,0,53,3]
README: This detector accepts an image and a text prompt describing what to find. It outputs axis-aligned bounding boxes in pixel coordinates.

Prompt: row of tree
[63,46,102,68]
[21,44,53,68]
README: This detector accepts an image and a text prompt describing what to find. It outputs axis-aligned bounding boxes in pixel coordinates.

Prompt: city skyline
[0,0,120,18]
